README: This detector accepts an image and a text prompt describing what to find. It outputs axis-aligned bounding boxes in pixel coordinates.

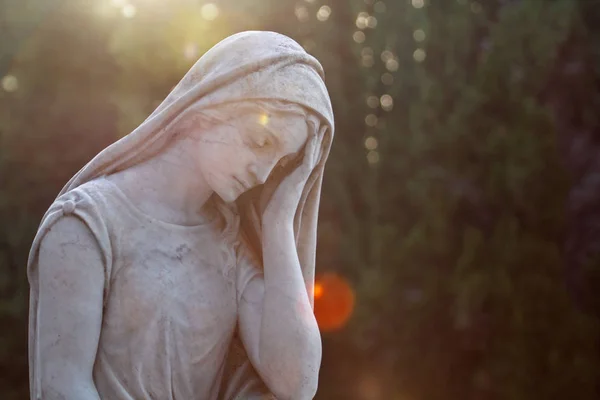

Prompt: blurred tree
[546,0,600,318]
[266,0,600,399]
[0,1,118,397]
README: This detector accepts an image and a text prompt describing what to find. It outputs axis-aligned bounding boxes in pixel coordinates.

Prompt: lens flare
[314,272,355,332]
[259,113,270,126]
[314,282,324,299]
[201,3,220,21]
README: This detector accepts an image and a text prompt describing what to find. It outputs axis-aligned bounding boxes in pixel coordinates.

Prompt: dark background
[2,0,600,398]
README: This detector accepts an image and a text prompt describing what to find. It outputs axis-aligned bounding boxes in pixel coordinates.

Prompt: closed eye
[255,134,272,148]
[249,129,278,149]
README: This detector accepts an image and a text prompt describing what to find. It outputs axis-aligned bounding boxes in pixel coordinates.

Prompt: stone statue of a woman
[27,31,334,400]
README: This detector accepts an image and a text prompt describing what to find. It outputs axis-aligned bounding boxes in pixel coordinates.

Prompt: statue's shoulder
[56,177,126,221]
[42,178,122,252]
[31,178,117,286]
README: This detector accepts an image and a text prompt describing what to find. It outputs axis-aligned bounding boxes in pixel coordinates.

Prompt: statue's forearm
[258,221,321,399]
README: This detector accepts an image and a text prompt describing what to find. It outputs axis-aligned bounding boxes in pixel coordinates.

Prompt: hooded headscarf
[27,31,334,398]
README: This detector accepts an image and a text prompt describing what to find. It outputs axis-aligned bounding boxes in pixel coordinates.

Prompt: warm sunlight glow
[314,273,355,332]
[122,4,136,18]
[259,113,270,126]
[183,42,198,60]
[201,3,220,21]
[314,282,324,299]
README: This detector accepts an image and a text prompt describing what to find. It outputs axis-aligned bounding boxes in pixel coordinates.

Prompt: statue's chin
[217,185,243,204]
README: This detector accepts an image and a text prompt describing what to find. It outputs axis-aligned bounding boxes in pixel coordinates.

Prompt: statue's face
[196,111,309,202]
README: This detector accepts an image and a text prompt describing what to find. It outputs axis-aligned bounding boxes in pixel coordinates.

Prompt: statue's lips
[235,175,261,191]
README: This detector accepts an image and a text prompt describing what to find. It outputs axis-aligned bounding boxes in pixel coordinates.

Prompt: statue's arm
[35,216,104,399]
[237,223,321,400]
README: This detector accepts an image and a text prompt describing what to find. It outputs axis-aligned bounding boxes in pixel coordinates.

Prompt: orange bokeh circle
[313,272,355,332]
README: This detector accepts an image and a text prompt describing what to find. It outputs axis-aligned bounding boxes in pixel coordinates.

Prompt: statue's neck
[106,142,213,226]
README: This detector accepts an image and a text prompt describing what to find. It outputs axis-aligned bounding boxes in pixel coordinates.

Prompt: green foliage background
[1,0,599,398]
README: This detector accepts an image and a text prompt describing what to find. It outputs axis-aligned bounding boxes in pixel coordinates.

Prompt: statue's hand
[261,133,319,226]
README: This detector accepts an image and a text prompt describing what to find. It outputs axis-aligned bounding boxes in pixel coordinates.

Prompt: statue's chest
[106,230,238,335]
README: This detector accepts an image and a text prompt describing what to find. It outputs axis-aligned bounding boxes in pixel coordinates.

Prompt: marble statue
[27,31,334,400]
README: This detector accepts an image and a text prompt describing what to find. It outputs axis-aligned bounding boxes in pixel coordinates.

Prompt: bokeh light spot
[413,28,426,42]
[313,273,355,332]
[356,12,369,29]
[201,3,220,21]
[183,42,198,60]
[122,4,136,18]
[353,31,366,43]
[314,282,324,299]
[380,94,393,111]
[413,48,426,62]
[412,0,425,8]
[295,5,309,22]
[366,95,379,108]
[317,6,332,22]
[366,16,377,28]
[374,1,387,13]
[381,72,394,85]
[367,150,380,164]
[380,50,394,62]
[365,114,378,127]
[365,136,378,150]
[362,56,374,68]
[385,58,399,72]
[2,75,18,92]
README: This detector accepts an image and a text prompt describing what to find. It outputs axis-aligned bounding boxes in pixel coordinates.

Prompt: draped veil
[27,31,334,399]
